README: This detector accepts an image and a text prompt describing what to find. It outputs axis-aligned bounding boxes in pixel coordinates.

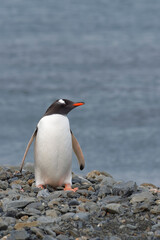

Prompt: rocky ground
[0,165,160,240]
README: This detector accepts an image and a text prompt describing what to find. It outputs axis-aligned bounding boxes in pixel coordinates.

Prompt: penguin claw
[37,184,45,189]
[64,184,78,192]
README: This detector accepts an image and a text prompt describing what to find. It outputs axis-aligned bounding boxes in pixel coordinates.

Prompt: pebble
[0,166,159,240]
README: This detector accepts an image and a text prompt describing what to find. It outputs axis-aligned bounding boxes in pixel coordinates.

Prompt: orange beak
[73,102,85,107]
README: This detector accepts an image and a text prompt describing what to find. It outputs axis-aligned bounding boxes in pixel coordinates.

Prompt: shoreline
[0,166,160,240]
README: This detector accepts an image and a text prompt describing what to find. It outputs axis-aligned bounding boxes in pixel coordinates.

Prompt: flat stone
[132,202,150,213]
[31,227,44,238]
[130,191,155,204]
[68,199,80,206]
[103,203,123,214]
[43,236,57,240]
[73,212,89,221]
[27,201,44,210]
[37,189,50,198]
[113,181,137,196]
[24,207,41,215]
[14,221,39,230]
[46,209,58,218]
[38,216,60,224]
[126,224,137,230]
[2,197,35,210]
[61,212,75,220]
[9,230,29,240]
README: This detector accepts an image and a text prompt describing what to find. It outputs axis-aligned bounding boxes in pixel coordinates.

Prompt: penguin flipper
[20,128,38,172]
[71,131,85,170]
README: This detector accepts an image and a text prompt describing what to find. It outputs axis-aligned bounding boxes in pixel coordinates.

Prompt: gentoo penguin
[20,99,85,191]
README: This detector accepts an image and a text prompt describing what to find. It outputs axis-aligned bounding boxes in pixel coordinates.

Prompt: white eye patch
[58,99,65,104]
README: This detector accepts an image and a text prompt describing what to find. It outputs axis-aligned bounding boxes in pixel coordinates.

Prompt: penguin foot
[64,184,78,192]
[37,184,45,189]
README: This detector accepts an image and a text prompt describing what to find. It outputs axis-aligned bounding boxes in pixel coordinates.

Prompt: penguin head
[44,99,85,116]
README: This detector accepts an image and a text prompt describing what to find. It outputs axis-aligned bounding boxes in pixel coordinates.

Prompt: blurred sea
[0,0,160,186]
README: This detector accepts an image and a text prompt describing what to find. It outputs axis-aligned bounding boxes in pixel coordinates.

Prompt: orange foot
[37,184,45,189]
[64,184,78,192]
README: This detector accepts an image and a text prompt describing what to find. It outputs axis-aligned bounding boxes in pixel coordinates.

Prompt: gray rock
[100,177,116,187]
[0,218,8,230]
[5,207,17,217]
[132,202,150,213]
[0,180,8,190]
[27,201,44,211]
[31,227,44,238]
[126,224,137,230]
[68,199,80,206]
[43,236,57,240]
[2,197,35,210]
[103,203,123,214]
[44,226,56,237]
[152,223,160,231]
[11,184,22,190]
[61,212,75,220]
[37,189,50,198]
[56,234,70,240]
[100,196,122,204]
[98,185,112,197]
[109,237,121,240]
[113,181,137,196]
[0,170,9,180]
[155,230,160,238]
[150,204,160,214]
[38,216,60,224]
[130,191,155,204]
[8,230,29,240]
[46,209,58,218]
[24,207,41,215]
[2,216,16,225]
[73,212,89,221]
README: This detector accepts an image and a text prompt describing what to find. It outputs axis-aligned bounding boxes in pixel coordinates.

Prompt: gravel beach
[0,165,160,240]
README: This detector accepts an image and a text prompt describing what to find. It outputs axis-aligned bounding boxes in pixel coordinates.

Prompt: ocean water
[0,0,160,186]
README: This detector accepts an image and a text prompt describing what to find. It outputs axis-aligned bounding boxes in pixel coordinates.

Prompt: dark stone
[113,181,137,196]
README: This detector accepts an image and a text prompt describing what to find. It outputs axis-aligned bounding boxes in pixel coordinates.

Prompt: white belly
[34,114,72,187]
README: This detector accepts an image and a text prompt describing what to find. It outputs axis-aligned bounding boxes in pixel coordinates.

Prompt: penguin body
[20,99,85,191]
[34,114,72,187]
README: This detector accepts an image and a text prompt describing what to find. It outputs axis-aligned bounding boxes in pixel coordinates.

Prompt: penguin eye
[58,99,66,104]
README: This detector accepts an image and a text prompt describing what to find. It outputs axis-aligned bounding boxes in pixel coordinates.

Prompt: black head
[44,99,85,116]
